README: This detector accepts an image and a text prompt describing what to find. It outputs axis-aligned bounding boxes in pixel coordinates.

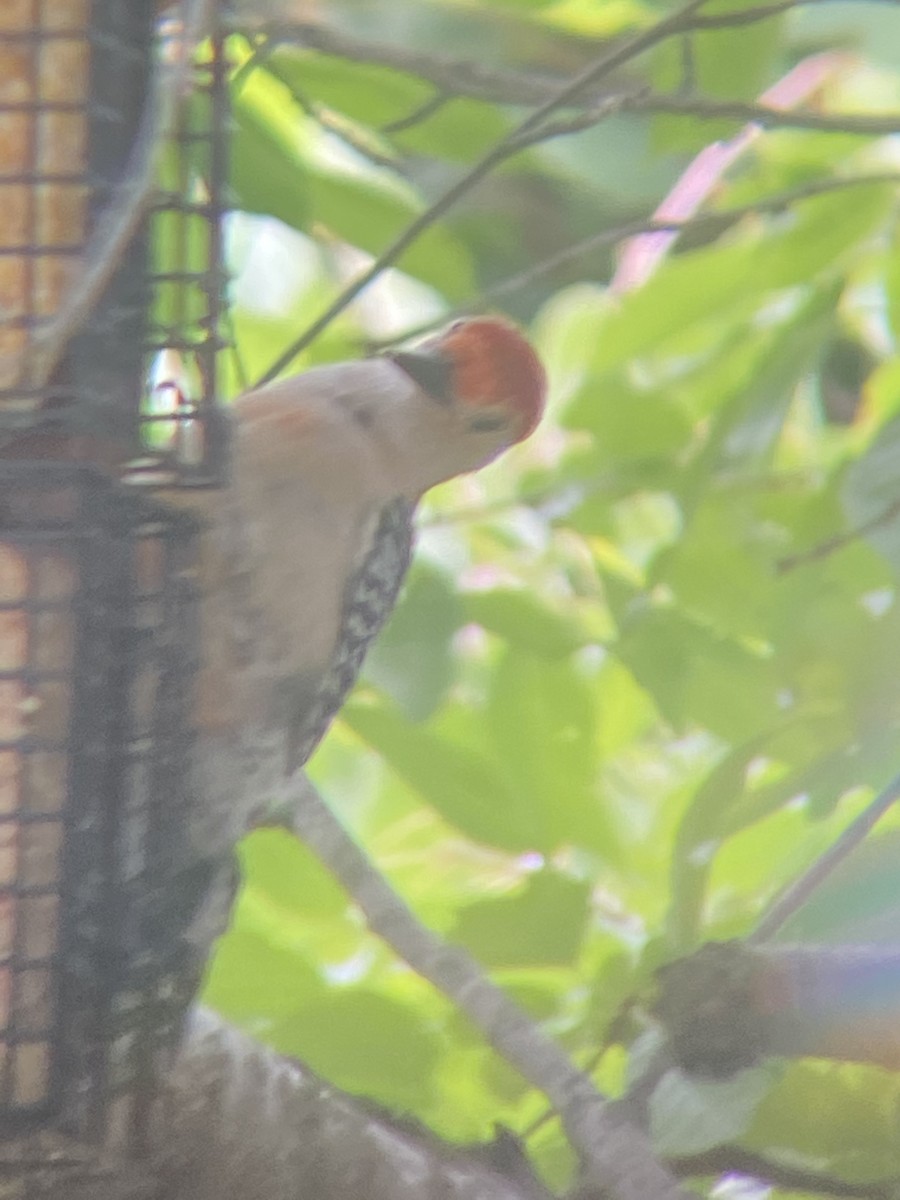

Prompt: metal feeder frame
[0,0,231,1151]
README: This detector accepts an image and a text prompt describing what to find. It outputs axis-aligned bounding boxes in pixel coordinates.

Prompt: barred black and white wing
[286,495,414,772]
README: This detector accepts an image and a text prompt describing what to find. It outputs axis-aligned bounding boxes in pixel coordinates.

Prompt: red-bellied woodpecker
[193,316,545,820]
[183,317,545,952]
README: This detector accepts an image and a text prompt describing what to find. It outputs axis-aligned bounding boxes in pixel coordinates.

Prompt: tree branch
[241,0,878,111]
[524,171,899,294]
[285,773,688,1200]
[160,1007,553,1200]
[267,65,403,173]
[511,83,900,152]
[680,0,898,29]
[587,90,900,140]
[751,769,900,943]
[611,51,848,291]
[671,1143,898,1197]
[255,20,567,107]
[363,170,900,350]
[382,91,454,135]
[253,0,713,385]
[777,495,900,572]
[251,0,900,384]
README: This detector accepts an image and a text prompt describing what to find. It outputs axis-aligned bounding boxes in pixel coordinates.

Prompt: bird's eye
[469,413,508,432]
[351,404,374,429]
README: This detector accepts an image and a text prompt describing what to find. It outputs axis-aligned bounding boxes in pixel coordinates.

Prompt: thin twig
[287,772,688,1200]
[263,57,403,172]
[525,90,900,147]
[612,52,846,292]
[505,90,640,151]
[520,997,639,1143]
[682,0,830,28]
[514,171,900,300]
[381,91,453,135]
[242,0,875,112]
[253,0,712,385]
[750,769,900,943]
[617,765,900,1139]
[678,33,697,95]
[777,496,900,572]
[362,171,900,351]
[625,88,900,137]
[252,10,900,382]
[671,1144,898,1197]
[252,20,590,107]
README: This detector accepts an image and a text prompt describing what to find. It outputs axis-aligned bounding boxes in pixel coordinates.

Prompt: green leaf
[237,827,349,919]
[667,735,776,949]
[463,588,591,657]
[268,48,432,134]
[564,373,694,465]
[304,154,474,297]
[843,414,900,572]
[486,647,617,854]
[651,494,773,640]
[364,565,462,720]
[615,606,781,741]
[651,0,782,152]
[535,283,615,389]
[594,659,657,758]
[650,1064,780,1156]
[271,48,511,162]
[747,1061,900,1183]
[270,991,442,1111]
[450,870,590,967]
[777,829,900,945]
[230,66,474,296]
[684,288,839,493]
[203,929,324,1020]
[886,213,900,346]
[230,72,312,231]
[586,186,892,377]
[538,0,649,36]
[342,695,547,851]
[720,729,898,835]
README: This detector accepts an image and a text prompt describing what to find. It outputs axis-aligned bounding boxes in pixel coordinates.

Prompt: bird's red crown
[437,317,546,443]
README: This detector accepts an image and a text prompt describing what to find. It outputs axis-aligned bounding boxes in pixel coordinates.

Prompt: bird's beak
[389,349,454,404]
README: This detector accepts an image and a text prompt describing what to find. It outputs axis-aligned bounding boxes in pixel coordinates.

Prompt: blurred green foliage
[189,0,900,1191]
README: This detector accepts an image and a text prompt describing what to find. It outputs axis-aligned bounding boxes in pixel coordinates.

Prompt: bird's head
[387,317,546,487]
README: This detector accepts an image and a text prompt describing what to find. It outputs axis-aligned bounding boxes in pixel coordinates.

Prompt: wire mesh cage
[0,463,201,1147]
[0,0,231,1154]
[0,0,229,484]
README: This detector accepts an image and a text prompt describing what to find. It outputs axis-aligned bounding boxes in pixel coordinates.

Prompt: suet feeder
[0,0,230,1153]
